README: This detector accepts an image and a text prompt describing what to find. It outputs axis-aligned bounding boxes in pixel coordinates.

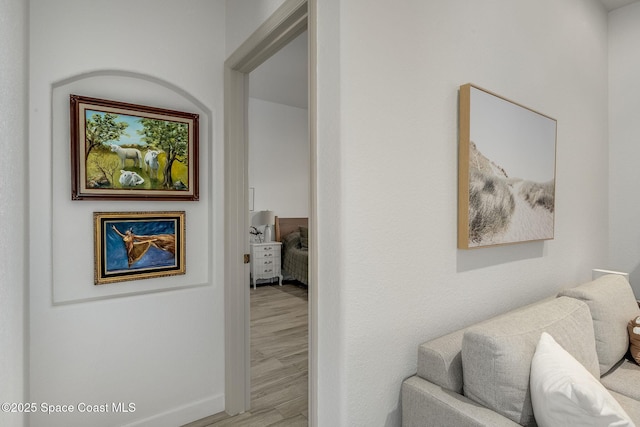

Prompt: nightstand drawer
[254,257,277,266]
[254,265,278,275]
[252,244,280,255]
[253,252,280,263]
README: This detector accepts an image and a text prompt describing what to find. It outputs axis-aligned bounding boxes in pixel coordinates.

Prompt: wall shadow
[457,241,545,272]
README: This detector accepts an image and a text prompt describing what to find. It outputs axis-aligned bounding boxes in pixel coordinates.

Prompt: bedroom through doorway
[247,27,310,423]
[223,0,316,420]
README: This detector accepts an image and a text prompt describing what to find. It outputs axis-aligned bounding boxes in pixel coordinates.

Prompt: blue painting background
[105,219,177,272]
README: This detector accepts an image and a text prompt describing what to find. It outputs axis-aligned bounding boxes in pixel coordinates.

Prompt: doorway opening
[223,0,317,424]
[247,27,309,421]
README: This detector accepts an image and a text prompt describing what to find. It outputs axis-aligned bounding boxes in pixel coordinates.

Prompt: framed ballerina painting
[94,211,186,285]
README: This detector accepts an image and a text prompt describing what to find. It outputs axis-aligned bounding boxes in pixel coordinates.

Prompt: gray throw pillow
[558,274,640,375]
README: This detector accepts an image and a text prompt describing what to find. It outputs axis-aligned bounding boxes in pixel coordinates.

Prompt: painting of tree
[138,118,189,189]
[84,112,129,159]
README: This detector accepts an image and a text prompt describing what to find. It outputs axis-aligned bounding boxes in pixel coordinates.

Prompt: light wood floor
[183,283,308,427]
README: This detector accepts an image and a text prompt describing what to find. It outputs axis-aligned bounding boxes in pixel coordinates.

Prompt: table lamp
[257,210,275,242]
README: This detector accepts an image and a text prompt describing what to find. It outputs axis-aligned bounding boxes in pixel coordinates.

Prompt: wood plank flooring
[183,283,308,427]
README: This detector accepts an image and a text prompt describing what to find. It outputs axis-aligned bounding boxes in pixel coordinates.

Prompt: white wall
[249,98,309,217]
[0,1,28,427]
[609,2,640,291]
[29,1,225,426]
[315,0,610,425]
[225,0,288,56]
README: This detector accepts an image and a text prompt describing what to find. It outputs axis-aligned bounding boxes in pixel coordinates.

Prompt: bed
[275,216,308,285]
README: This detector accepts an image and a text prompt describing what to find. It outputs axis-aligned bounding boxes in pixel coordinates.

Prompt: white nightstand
[250,242,283,289]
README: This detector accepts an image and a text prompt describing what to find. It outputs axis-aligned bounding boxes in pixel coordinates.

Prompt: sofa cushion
[530,332,634,427]
[558,274,640,375]
[462,296,599,425]
[601,358,640,401]
[417,297,558,395]
[610,389,640,426]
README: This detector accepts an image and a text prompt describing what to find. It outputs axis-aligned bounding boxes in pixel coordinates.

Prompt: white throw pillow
[530,332,635,427]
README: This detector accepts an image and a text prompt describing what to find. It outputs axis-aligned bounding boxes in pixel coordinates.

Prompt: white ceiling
[249,31,308,110]
[248,1,640,110]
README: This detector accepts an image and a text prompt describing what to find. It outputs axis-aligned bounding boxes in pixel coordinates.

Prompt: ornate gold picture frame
[94,211,186,285]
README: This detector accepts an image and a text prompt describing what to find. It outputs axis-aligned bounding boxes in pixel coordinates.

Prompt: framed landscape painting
[70,95,199,200]
[94,211,186,285]
[458,84,557,249]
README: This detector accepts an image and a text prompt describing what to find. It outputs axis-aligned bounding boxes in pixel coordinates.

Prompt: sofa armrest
[402,376,520,427]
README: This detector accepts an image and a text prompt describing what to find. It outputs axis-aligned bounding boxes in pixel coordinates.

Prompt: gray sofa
[402,274,640,426]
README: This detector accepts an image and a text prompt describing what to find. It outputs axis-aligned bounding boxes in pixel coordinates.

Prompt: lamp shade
[255,210,275,226]
[259,210,275,242]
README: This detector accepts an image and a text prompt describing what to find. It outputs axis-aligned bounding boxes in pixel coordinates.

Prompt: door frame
[223,0,317,422]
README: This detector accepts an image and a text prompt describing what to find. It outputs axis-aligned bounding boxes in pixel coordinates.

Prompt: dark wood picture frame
[94,211,186,285]
[71,95,199,200]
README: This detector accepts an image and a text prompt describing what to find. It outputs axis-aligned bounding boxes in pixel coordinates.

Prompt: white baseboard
[121,394,225,427]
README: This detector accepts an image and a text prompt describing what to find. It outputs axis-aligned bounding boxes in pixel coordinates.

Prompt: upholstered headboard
[274,216,308,242]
